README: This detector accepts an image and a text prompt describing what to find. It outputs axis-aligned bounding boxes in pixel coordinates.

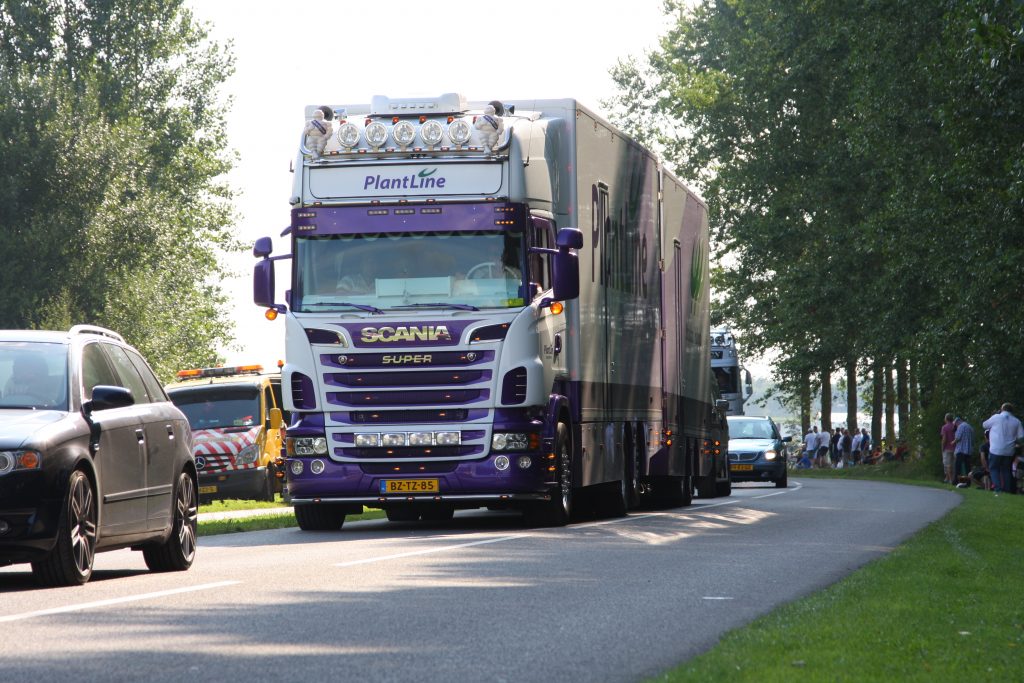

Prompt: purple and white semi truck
[252,93,730,530]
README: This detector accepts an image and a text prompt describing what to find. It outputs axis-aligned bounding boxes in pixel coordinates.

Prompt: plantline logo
[363,167,446,191]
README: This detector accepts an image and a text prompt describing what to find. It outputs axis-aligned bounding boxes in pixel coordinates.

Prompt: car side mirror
[84,385,134,414]
[782,435,793,443]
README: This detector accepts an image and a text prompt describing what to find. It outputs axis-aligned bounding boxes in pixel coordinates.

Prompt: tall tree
[0,0,239,380]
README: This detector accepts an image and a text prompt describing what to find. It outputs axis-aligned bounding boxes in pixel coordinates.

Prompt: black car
[726,415,791,488]
[0,326,197,586]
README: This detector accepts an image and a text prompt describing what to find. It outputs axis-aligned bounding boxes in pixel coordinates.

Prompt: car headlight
[287,436,329,456]
[235,443,259,466]
[764,449,777,461]
[0,449,41,476]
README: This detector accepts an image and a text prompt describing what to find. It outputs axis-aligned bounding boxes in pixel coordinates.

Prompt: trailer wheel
[525,422,573,527]
[696,475,717,499]
[651,475,692,509]
[294,504,346,531]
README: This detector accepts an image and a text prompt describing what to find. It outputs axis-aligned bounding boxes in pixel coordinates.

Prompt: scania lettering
[252,93,730,531]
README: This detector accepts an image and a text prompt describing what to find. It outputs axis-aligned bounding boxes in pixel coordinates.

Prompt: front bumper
[728,460,785,482]
[197,466,268,499]
[0,473,62,562]
[286,453,555,507]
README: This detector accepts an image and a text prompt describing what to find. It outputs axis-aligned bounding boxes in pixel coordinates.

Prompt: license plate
[199,485,218,494]
[380,479,439,494]
[730,464,754,471]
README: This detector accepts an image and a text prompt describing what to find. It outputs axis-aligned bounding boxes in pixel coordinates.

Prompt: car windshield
[169,386,260,429]
[293,230,527,312]
[0,341,69,411]
[728,419,776,439]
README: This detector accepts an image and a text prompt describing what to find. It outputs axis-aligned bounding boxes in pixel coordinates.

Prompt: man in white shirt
[982,403,1024,494]
[804,426,819,468]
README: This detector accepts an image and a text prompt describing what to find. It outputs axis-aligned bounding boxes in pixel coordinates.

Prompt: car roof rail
[68,324,126,343]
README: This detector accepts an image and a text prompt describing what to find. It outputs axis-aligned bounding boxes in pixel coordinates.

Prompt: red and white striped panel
[192,427,261,472]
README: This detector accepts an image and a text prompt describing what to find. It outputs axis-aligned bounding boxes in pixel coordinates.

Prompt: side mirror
[743,369,753,397]
[782,435,793,443]
[715,399,730,413]
[552,228,583,301]
[84,385,134,414]
[254,236,274,258]
[268,407,284,431]
[254,259,276,308]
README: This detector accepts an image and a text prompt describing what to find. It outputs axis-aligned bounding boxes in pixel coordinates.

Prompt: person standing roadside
[940,413,957,484]
[982,403,1024,494]
[851,428,863,465]
[804,426,819,468]
[952,417,975,486]
[819,428,833,468]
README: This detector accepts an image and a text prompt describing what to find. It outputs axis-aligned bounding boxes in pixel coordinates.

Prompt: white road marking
[702,596,735,600]
[335,534,526,567]
[0,580,241,623]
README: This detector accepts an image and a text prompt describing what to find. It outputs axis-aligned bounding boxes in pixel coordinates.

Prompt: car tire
[294,503,347,530]
[775,470,788,488]
[143,471,198,572]
[32,469,97,587]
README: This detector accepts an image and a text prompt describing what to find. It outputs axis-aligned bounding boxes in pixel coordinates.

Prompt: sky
[186,0,674,370]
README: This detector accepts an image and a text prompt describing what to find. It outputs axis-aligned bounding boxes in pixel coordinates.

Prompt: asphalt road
[0,478,959,683]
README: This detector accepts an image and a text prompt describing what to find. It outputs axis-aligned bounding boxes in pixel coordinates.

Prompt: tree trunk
[885,359,896,447]
[846,358,858,432]
[896,355,909,439]
[820,366,832,432]
[908,357,919,430]
[800,368,811,435]
[871,359,883,447]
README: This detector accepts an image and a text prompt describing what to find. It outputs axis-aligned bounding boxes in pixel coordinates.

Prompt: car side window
[101,343,150,404]
[81,343,120,400]
[125,348,168,403]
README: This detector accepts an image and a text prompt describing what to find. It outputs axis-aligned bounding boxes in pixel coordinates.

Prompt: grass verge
[654,465,1024,682]
[197,498,386,537]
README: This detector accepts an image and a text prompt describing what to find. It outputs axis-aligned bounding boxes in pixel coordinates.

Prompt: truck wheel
[144,471,198,572]
[525,422,573,527]
[32,469,97,586]
[651,475,692,509]
[695,475,717,499]
[715,476,733,497]
[294,504,346,531]
[258,469,276,502]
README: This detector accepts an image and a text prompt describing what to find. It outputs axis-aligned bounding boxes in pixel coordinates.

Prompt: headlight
[392,121,416,147]
[364,122,388,148]
[0,449,41,475]
[491,432,535,451]
[235,443,259,466]
[408,432,433,446]
[382,432,408,447]
[287,436,329,456]
[354,433,381,448]
[448,119,472,145]
[420,120,444,146]
[337,122,360,148]
[764,449,777,461]
[434,431,461,446]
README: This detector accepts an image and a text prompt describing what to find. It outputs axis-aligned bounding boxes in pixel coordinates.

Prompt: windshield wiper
[390,303,480,311]
[306,302,384,314]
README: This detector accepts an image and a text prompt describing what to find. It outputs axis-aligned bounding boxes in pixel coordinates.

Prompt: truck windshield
[169,386,260,429]
[293,230,527,312]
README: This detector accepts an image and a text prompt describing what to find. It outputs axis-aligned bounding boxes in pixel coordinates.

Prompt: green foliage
[610,0,1024,439]
[0,0,240,382]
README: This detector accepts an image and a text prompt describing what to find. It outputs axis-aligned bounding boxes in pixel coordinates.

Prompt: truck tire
[294,503,346,531]
[695,474,717,499]
[525,422,573,527]
[715,476,732,497]
[651,475,692,509]
[258,469,276,502]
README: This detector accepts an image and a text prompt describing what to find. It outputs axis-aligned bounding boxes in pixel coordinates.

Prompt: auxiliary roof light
[392,121,416,148]
[337,122,360,149]
[364,121,388,149]
[420,120,444,147]
[448,119,472,146]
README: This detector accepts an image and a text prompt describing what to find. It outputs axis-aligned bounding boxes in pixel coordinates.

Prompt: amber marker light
[549,301,564,315]
[265,308,279,321]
